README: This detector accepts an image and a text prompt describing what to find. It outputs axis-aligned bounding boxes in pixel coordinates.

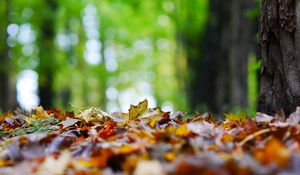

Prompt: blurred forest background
[0,0,260,115]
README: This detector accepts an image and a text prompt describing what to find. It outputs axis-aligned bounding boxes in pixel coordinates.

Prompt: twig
[238,128,275,147]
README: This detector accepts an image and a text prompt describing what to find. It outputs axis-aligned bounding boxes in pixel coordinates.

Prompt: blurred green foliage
[5,0,209,112]
[2,0,259,114]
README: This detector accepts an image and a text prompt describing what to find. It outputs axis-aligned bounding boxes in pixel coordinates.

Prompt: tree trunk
[189,0,257,113]
[38,0,57,108]
[258,0,300,115]
[0,0,15,112]
[190,0,230,112]
[0,0,9,112]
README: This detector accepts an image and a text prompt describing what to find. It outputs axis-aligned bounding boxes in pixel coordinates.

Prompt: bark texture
[258,0,300,115]
[188,0,257,113]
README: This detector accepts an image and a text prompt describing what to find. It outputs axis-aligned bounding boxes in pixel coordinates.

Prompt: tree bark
[38,0,57,108]
[258,0,300,115]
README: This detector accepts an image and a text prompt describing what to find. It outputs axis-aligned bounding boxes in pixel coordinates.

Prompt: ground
[0,100,300,175]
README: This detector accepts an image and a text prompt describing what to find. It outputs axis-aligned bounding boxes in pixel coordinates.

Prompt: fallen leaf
[225,112,247,123]
[133,160,165,175]
[187,121,216,138]
[129,99,148,120]
[35,151,71,175]
[253,113,273,123]
[77,107,110,123]
[286,107,300,124]
[0,159,12,167]
[253,138,290,167]
[176,124,192,137]
[164,152,176,162]
[59,117,79,129]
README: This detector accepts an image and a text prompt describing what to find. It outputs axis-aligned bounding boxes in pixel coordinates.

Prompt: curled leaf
[253,113,273,123]
[77,107,110,123]
[286,107,300,124]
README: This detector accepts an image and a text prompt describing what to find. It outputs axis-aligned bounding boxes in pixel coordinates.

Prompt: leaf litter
[1,101,300,175]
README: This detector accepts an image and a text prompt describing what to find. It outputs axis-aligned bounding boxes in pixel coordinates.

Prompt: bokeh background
[0,0,260,114]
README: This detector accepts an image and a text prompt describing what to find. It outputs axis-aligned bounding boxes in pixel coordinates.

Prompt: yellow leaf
[0,159,12,167]
[225,112,247,123]
[138,99,148,115]
[24,115,42,124]
[35,106,48,118]
[129,99,148,119]
[149,115,160,127]
[176,124,191,136]
[117,145,139,154]
[164,152,176,162]
[129,105,139,120]
[77,159,94,168]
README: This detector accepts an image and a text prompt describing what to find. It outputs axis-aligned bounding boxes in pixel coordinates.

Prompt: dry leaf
[35,151,71,175]
[133,160,165,175]
[59,117,79,129]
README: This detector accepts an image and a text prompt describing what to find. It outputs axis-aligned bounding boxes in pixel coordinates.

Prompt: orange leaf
[253,138,290,167]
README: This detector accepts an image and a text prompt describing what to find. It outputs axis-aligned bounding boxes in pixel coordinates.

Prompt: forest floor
[1,100,300,175]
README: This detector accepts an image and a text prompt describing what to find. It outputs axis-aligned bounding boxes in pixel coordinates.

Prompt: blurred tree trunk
[0,0,9,112]
[38,0,57,108]
[188,0,257,113]
[258,0,300,115]
[0,0,16,112]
